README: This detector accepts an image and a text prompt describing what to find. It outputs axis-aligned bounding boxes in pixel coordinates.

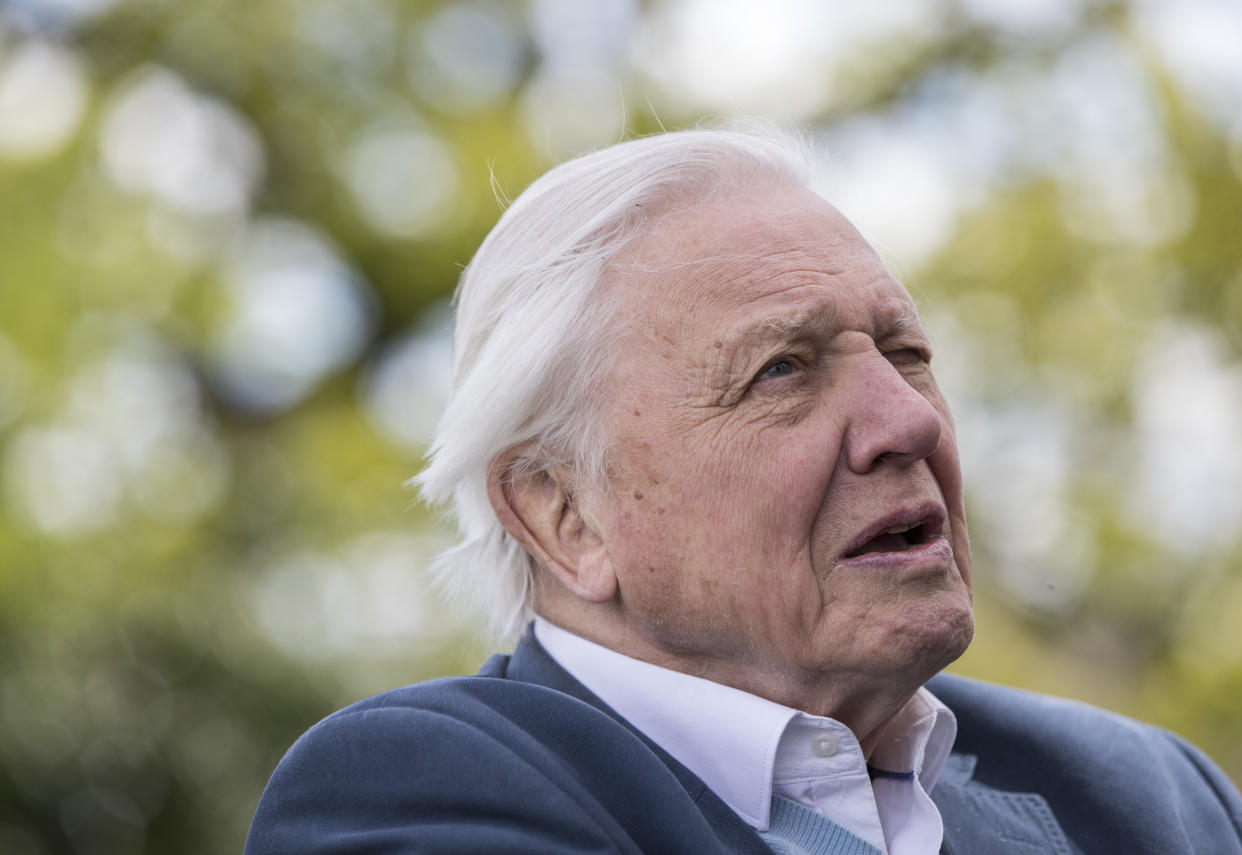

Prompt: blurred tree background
[1,0,1240,851]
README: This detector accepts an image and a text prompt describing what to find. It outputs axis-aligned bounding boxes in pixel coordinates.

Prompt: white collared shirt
[534,617,956,855]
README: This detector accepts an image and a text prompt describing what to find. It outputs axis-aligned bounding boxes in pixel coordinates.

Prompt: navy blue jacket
[246,631,1242,853]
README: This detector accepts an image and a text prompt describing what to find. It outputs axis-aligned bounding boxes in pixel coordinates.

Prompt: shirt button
[811,735,838,757]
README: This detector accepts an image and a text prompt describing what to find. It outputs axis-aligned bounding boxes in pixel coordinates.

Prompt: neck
[534,602,925,758]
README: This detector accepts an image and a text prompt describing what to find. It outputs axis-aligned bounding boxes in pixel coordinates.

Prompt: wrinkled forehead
[605,187,919,340]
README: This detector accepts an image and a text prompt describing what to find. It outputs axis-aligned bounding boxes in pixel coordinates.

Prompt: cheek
[607,407,838,562]
[928,420,972,588]
[603,448,706,594]
[709,427,838,564]
[609,443,809,586]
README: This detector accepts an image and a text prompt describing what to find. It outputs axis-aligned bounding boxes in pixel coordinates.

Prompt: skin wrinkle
[509,183,974,756]
[703,292,924,412]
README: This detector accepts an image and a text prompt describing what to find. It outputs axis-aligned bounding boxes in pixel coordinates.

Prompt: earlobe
[486,450,617,604]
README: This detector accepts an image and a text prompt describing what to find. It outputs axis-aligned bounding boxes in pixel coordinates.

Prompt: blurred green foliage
[1,0,1240,852]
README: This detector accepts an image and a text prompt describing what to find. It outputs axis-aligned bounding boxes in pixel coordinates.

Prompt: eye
[885,347,930,366]
[756,358,796,382]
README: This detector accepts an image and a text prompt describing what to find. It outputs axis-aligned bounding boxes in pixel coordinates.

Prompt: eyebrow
[878,303,922,339]
[724,300,920,353]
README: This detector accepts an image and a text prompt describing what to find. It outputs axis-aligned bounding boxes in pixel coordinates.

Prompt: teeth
[885,524,915,535]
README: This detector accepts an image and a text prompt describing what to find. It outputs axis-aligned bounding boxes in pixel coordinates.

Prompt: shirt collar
[869,687,956,790]
[533,617,956,830]
[534,617,794,826]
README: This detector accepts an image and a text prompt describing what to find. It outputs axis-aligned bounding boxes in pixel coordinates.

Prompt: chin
[889,595,975,680]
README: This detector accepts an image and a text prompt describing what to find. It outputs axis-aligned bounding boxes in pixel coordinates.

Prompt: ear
[486,447,617,604]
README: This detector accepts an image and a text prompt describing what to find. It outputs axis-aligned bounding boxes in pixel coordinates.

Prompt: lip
[836,535,954,572]
[839,502,948,562]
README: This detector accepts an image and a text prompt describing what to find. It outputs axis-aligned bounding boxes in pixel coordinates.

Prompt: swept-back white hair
[415,126,818,640]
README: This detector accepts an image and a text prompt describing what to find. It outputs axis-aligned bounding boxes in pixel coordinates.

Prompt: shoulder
[245,675,703,855]
[262,675,595,783]
[928,671,1214,767]
[929,672,1242,850]
[929,671,1154,738]
[297,671,685,779]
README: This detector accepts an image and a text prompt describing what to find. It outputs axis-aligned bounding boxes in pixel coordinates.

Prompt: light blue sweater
[758,796,884,855]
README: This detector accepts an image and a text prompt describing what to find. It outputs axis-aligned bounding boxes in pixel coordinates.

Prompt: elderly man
[246,130,1242,854]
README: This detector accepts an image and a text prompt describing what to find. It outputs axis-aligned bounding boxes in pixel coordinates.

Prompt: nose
[841,352,942,474]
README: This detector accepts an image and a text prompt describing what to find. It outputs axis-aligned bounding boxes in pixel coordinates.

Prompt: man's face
[579,185,974,710]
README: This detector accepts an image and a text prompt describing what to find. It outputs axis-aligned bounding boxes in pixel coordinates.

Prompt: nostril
[868,451,894,473]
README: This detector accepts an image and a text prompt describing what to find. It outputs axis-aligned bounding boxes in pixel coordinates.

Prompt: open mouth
[844,522,937,558]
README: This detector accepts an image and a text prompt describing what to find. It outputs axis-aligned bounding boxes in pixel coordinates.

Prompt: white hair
[415,126,820,640]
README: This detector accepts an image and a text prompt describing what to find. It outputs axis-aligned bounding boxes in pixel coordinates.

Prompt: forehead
[610,186,919,346]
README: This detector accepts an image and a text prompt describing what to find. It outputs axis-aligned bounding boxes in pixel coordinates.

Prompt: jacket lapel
[932,753,1072,855]
[489,628,774,855]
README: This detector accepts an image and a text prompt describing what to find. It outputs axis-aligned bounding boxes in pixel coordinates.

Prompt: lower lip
[837,536,954,572]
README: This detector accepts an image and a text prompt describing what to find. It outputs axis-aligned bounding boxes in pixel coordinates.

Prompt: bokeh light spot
[0,39,87,160]
[99,66,264,216]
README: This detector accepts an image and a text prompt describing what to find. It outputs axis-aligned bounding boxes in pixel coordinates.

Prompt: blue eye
[758,359,795,381]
